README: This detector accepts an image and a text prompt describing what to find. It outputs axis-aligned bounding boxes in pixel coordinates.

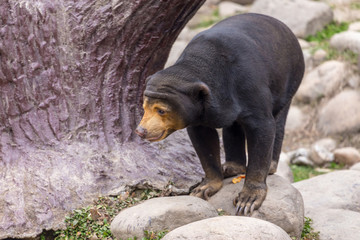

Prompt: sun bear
[136,13,304,215]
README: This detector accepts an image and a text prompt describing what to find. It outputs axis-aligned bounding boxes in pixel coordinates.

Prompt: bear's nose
[135,126,147,138]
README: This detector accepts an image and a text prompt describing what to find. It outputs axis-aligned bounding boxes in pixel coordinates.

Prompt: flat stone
[250,0,333,38]
[162,216,292,240]
[293,170,360,212]
[208,175,304,238]
[293,170,360,240]
[110,196,218,240]
[330,31,360,54]
[317,90,360,134]
[309,209,360,240]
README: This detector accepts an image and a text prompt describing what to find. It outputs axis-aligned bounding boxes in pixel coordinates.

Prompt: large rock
[308,209,360,240]
[293,170,360,212]
[208,175,304,238]
[296,61,348,103]
[110,196,218,239]
[250,0,333,38]
[330,31,360,54]
[317,90,360,134]
[162,216,292,240]
[293,170,360,239]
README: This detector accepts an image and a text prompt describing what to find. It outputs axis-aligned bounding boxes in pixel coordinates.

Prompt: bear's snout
[135,125,147,138]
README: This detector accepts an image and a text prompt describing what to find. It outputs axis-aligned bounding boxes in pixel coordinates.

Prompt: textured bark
[0,0,205,238]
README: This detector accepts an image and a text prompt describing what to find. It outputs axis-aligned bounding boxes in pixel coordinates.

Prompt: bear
[136,13,304,216]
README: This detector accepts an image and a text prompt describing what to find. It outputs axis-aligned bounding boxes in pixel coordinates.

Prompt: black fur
[144,13,304,214]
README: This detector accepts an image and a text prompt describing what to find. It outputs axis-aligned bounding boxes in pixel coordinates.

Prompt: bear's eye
[157,109,165,115]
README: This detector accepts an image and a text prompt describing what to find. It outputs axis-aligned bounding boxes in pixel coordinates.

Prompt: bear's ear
[192,82,210,102]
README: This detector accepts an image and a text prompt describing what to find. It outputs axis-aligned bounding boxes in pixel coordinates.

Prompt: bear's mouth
[147,131,165,142]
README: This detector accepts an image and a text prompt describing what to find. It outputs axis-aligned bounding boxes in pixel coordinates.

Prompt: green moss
[55,189,162,240]
[306,22,359,65]
[290,165,325,182]
[306,22,349,42]
[350,2,360,9]
[301,217,320,240]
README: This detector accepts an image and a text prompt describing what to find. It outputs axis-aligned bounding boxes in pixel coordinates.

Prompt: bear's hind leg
[187,126,223,200]
[269,101,291,174]
[222,123,247,177]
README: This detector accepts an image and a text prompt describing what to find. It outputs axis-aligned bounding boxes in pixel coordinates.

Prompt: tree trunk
[0,0,205,238]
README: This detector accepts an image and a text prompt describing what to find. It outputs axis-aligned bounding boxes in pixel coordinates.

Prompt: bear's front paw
[222,162,246,178]
[233,183,267,216]
[190,178,223,200]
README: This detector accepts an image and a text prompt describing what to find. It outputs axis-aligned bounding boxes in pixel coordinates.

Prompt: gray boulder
[250,0,333,38]
[162,216,292,240]
[293,170,360,212]
[317,90,360,134]
[208,175,304,238]
[330,31,360,54]
[110,196,218,240]
[308,209,360,240]
[296,61,348,103]
[293,170,360,240]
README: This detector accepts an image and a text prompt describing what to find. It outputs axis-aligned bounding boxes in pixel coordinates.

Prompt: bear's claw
[190,178,223,200]
[233,183,267,216]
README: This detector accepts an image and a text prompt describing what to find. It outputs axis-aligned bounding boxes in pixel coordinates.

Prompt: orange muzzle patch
[136,97,185,142]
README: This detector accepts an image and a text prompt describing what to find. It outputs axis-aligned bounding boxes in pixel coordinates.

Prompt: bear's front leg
[234,118,276,216]
[187,126,223,200]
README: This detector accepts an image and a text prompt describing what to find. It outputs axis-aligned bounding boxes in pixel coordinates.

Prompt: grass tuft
[305,21,359,65]
[290,165,325,182]
[54,189,163,240]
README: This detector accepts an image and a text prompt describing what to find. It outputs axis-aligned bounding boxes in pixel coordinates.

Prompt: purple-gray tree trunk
[0,0,205,238]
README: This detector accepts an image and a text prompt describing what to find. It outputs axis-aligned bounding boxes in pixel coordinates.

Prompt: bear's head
[136,72,210,142]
